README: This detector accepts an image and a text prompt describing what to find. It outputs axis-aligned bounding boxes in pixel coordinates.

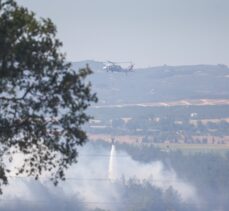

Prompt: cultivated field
[93,98,229,108]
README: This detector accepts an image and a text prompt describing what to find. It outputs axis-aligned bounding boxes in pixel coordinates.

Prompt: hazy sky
[17,0,229,67]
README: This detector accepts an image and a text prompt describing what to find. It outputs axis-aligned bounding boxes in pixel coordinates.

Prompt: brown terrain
[89,98,229,151]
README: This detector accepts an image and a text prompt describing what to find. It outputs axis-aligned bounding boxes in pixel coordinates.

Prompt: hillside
[72,61,229,105]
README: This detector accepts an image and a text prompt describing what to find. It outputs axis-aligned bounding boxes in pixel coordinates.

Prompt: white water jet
[108,144,117,181]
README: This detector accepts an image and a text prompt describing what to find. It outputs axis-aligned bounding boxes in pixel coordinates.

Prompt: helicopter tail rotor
[128,63,134,71]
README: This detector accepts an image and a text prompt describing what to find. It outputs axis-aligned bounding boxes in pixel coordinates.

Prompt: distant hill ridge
[72,60,228,72]
[72,61,229,105]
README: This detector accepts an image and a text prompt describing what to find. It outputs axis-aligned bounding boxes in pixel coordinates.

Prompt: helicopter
[103,61,134,73]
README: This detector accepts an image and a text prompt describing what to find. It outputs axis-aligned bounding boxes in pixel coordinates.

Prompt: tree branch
[0,85,34,101]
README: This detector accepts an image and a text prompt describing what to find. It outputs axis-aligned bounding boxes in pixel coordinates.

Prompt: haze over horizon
[17,0,229,67]
[1,1,229,211]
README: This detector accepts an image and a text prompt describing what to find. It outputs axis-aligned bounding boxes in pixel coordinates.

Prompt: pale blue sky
[17,0,229,67]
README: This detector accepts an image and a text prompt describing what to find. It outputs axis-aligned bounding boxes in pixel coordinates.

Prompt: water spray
[108,139,117,181]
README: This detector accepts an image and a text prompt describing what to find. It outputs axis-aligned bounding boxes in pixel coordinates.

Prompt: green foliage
[114,142,229,210]
[116,179,190,211]
[0,0,97,193]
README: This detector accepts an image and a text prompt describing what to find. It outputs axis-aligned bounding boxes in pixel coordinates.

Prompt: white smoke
[0,143,198,211]
[106,144,196,201]
[116,154,196,201]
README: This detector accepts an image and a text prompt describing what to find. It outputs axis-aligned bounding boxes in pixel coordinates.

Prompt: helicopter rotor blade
[106,61,132,64]
[107,60,116,65]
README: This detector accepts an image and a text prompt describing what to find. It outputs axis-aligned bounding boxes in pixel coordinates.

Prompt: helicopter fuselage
[103,61,134,73]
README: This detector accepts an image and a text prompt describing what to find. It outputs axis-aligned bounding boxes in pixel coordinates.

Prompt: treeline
[88,141,229,211]
[87,116,229,144]
[91,180,196,211]
[130,145,229,211]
